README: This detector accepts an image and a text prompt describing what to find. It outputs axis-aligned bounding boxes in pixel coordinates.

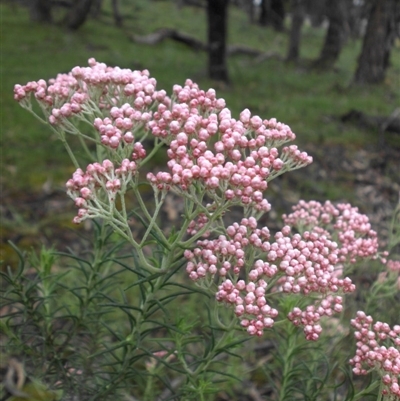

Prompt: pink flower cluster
[14,58,169,129]
[186,213,210,237]
[185,219,356,338]
[15,59,312,215]
[15,59,313,225]
[66,159,138,224]
[14,76,76,108]
[387,260,400,273]
[93,105,151,150]
[185,217,270,280]
[283,200,381,264]
[288,295,344,341]
[148,80,226,139]
[215,278,278,336]
[350,311,400,398]
[147,87,312,209]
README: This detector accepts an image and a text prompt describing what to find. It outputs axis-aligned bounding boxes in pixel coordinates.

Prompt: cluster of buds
[15,59,313,226]
[14,58,170,130]
[283,200,381,264]
[66,159,138,224]
[144,78,312,209]
[148,79,226,139]
[185,219,356,338]
[376,259,400,292]
[288,295,344,341]
[186,213,210,237]
[185,217,270,280]
[215,278,278,336]
[145,350,177,372]
[14,76,77,110]
[147,103,312,211]
[350,311,400,399]
[93,105,151,151]
[387,260,400,273]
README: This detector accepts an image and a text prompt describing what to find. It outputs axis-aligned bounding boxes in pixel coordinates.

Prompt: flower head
[350,312,400,399]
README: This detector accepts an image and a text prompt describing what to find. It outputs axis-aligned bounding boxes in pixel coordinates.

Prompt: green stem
[77,133,95,161]
[59,132,80,169]
[351,378,380,401]
[178,202,227,249]
[21,106,80,168]
[105,219,160,273]
[141,191,166,245]
[129,273,166,349]
[193,319,238,376]
[278,327,296,401]
[141,139,164,167]
[376,379,384,401]
[133,185,169,248]
[143,372,155,401]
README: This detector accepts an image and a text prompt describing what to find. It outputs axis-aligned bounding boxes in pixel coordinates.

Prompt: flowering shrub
[4,59,399,400]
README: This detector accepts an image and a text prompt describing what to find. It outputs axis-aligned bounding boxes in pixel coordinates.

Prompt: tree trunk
[244,0,255,23]
[259,0,268,26]
[91,0,104,18]
[270,0,285,31]
[306,0,326,28]
[30,0,52,23]
[286,0,305,62]
[347,0,366,38]
[259,0,285,31]
[354,0,397,84]
[65,0,94,30]
[314,0,348,69]
[207,0,229,83]
[112,0,123,27]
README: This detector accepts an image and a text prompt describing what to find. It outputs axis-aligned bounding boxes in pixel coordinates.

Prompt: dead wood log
[227,44,264,57]
[129,28,270,58]
[340,108,400,134]
[130,28,207,51]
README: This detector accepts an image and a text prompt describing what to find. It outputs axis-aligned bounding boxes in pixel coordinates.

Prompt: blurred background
[1,0,400,264]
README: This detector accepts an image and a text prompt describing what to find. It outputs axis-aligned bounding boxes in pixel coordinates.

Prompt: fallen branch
[340,108,400,134]
[227,44,264,57]
[129,28,275,59]
[130,28,206,51]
